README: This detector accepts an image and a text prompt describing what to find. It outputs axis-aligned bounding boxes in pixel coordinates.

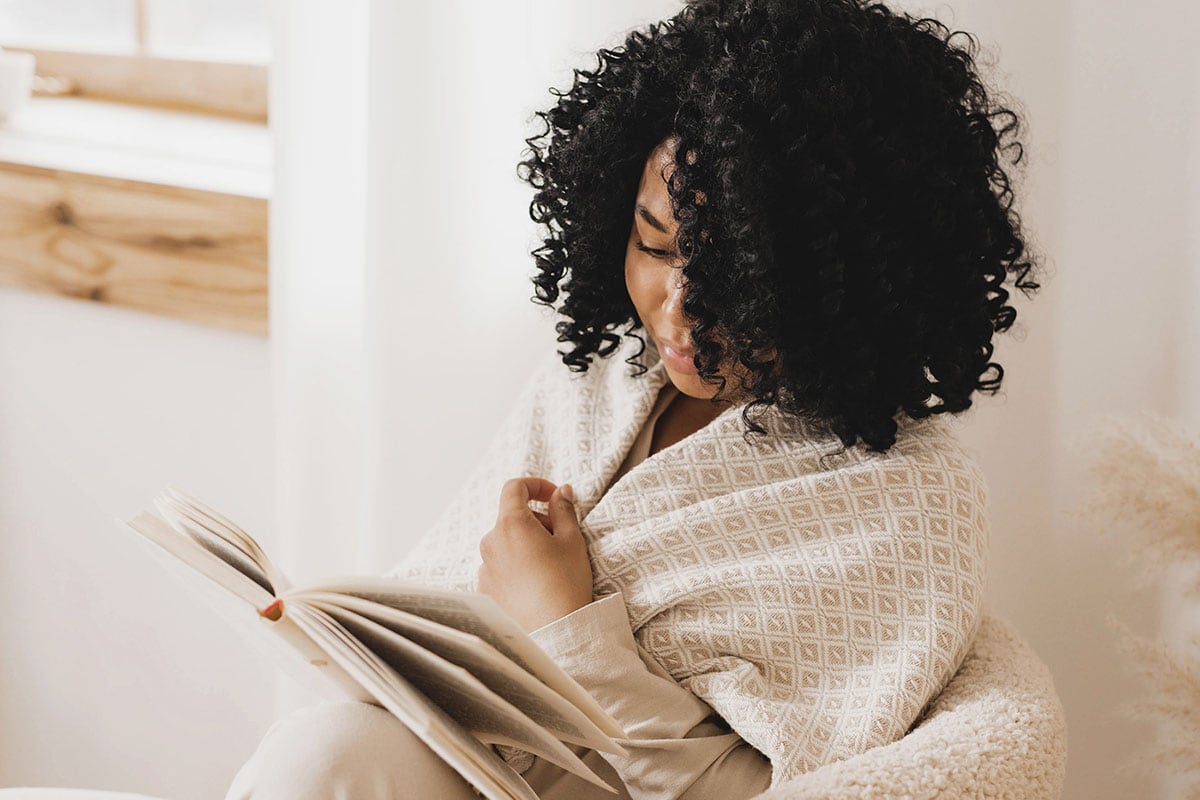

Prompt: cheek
[624,258,660,317]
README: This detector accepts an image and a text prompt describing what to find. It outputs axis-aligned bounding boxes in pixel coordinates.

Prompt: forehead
[641,138,675,181]
[636,140,677,211]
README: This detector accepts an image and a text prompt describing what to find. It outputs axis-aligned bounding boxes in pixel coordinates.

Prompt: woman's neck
[649,387,734,456]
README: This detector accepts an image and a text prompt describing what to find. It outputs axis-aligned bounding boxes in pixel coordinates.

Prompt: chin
[665,370,720,401]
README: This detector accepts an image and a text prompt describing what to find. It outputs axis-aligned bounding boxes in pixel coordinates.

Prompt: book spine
[263,605,375,704]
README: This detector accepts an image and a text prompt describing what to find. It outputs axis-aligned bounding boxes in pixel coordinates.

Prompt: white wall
[0,288,277,799]
[1047,4,1200,798]
[890,2,1200,799]
[268,0,683,581]
[360,0,686,574]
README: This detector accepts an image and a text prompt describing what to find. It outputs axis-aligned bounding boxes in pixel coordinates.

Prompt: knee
[226,701,464,800]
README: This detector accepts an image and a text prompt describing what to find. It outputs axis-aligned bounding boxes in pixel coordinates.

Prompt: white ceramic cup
[0,48,36,123]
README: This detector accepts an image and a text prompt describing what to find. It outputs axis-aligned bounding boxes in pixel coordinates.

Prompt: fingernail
[561,483,575,503]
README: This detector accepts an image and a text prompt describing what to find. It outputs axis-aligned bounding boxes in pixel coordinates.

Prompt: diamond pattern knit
[387,334,989,788]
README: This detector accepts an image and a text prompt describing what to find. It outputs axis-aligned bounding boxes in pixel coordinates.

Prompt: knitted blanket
[387,334,989,789]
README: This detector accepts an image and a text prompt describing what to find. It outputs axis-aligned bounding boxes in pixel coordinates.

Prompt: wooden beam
[0,161,268,335]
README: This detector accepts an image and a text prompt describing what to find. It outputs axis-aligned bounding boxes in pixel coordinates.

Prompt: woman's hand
[477,477,594,633]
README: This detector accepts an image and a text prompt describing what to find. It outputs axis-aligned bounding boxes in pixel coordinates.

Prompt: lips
[658,336,700,375]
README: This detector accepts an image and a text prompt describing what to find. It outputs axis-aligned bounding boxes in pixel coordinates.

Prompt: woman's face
[625,137,754,401]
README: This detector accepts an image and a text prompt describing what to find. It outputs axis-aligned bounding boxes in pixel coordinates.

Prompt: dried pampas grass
[1109,614,1200,796]
[1080,413,1200,592]
[1079,412,1200,796]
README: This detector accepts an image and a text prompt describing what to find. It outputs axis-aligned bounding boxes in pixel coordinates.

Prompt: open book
[119,487,628,800]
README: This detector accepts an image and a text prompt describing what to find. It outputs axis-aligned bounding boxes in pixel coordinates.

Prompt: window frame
[1,0,268,122]
[8,46,267,122]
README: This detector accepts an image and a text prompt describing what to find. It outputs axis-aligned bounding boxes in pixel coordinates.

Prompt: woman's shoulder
[888,412,989,497]
[868,413,991,535]
[752,403,988,492]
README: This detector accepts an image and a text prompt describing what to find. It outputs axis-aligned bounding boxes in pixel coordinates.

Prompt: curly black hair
[517,0,1040,453]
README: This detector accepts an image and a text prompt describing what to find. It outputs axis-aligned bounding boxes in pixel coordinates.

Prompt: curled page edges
[259,598,284,621]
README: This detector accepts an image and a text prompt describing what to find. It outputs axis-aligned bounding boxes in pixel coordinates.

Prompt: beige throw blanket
[387,334,989,789]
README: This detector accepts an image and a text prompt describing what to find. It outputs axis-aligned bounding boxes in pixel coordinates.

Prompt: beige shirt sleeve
[530,592,773,800]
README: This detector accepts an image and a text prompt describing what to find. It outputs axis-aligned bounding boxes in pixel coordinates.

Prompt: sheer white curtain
[268,0,680,576]
[271,2,1200,799]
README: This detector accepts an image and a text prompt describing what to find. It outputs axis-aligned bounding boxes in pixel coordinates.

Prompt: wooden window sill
[0,96,270,335]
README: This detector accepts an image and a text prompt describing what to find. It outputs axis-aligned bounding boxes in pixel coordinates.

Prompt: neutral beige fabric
[516,376,774,799]
[223,702,481,800]
[219,610,1069,800]
[218,335,1060,796]
[756,613,1068,799]
[221,691,767,800]
[18,611,1067,800]
[387,333,990,789]
[221,593,772,800]
[523,592,773,800]
[224,377,768,800]
[608,380,679,490]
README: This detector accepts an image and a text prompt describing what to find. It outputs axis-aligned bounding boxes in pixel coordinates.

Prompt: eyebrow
[636,203,670,234]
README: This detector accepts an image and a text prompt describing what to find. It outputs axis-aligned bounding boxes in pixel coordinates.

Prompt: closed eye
[635,240,677,260]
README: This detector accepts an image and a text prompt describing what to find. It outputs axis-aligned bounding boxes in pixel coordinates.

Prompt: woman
[227,0,1037,797]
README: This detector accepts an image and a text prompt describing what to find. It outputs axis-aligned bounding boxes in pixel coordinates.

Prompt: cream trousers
[224,701,647,800]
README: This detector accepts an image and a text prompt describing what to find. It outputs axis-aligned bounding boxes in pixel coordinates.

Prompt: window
[0,0,270,63]
[0,0,270,333]
[0,0,269,120]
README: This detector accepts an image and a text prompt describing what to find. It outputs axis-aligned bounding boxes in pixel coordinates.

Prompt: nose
[663,269,686,322]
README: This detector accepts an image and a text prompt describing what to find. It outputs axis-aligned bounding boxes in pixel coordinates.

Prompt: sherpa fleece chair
[0,612,1067,800]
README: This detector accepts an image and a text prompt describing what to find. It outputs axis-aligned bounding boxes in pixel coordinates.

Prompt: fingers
[498,477,557,515]
[497,477,580,536]
[547,483,579,539]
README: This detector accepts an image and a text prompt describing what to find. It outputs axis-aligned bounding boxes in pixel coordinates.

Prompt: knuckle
[497,509,527,528]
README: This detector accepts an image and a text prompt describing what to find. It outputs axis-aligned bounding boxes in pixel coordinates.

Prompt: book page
[121,513,275,611]
[288,603,541,800]
[155,487,287,593]
[156,504,273,594]
[300,597,617,793]
[259,608,374,704]
[292,590,621,755]
[304,577,625,740]
[162,487,282,584]
[120,515,370,705]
